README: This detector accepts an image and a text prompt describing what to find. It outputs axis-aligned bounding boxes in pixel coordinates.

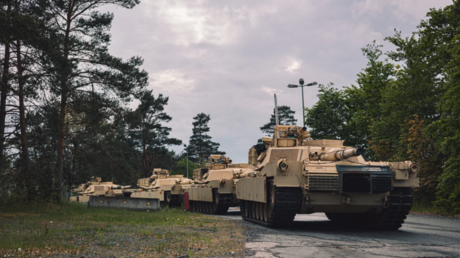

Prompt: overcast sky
[101,0,453,163]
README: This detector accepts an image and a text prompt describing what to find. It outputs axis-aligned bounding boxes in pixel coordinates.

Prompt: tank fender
[236,177,266,203]
[274,175,301,187]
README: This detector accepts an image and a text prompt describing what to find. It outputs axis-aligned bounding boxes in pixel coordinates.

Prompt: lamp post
[287,78,317,126]
[184,144,189,178]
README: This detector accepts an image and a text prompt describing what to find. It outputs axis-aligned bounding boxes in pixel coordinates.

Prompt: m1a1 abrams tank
[70,177,131,202]
[186,155,255,214]
[131,168,193,208]
[236,125,420,230]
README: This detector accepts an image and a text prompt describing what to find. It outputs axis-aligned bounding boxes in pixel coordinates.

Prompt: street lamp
[184,144,189,179]
[287,78,317,126]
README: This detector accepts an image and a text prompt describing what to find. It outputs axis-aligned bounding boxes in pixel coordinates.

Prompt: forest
[0,0,224,202]
[1,0,459,214]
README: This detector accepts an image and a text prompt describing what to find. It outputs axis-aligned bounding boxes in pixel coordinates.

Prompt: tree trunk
[56,87,67,189]
[55,0,73,190]
[17,40,32,200]
[0,0,12,172]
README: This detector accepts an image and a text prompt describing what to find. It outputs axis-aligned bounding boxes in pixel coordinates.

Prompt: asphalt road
[218,208,460,258]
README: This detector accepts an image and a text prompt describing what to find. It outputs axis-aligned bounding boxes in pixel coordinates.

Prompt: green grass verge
[0,201,246,257]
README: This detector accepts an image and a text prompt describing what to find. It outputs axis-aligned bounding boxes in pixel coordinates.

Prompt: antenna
[274,94,279,125]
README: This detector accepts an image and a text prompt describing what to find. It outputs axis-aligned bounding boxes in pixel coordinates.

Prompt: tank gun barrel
[319,147,364,161]
[111,185,131,189]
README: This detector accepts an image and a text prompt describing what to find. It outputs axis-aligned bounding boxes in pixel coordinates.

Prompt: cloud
[149,70,195,93]
[285,58,302,73]
[103,0,453,163]
[262,87,283,96]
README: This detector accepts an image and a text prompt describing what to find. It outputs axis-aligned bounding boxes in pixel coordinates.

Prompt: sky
[101,0,453,163]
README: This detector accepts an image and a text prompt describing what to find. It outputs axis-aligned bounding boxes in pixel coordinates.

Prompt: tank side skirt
[189,190,233,215]
[241,179,301,228]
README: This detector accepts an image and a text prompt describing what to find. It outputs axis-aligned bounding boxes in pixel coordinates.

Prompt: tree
[395,115,445,206]
[170,157,197,178]
[187,113,224,165]
[304,83,356,146]
[260,105,297,136]
[37,0,147,190]
[0,0,12,172]
[127,91,181,177]
[345,42,396,158]
[427,1,460,213]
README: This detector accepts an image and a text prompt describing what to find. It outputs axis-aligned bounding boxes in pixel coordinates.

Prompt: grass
[0,201,246,257]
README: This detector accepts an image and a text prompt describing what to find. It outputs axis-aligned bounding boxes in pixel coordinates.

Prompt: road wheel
[263,203,269,222]
[245,201,250,218]
[164,191,172,207]
[267,179,275,221]
[212,190,219,214]
[260,202,265,221]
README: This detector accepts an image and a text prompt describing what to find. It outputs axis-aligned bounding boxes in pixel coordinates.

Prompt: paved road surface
[219,208,460,258]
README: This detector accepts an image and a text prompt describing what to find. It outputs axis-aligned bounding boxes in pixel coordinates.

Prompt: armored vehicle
[131,168,193,207]
[236,125,420,229]
[186,155,255,214]
[70,177,131,202]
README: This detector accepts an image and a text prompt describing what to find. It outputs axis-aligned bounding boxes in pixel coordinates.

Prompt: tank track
[370,187,413,230]
[169,194,183,207]
[240,180,301,228]
[189,191,231,215]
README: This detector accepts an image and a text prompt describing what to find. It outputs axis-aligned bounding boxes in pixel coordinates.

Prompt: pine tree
[127,90,181,177]
[187,113,225,165]
[260,105,297,136]
[36,0,147,190]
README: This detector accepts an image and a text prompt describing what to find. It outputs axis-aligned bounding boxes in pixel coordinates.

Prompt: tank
[186,155,255,214]
[130,168,193,208]
[236,125,420,230]
[70,177,131,202]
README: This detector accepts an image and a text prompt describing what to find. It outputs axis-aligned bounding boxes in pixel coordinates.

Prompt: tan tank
[131,168,193,207]
[70,177,131,202]
[186,155,255,214]
[236,125,420,230]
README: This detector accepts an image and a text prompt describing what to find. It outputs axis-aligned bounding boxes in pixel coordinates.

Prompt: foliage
[170,157,198,178]
[305,83,355,145]
[260,105,297,136]
[396,115,445,205]
[429,33,460,213]
[345,42,396,158]
[127,90,181,177]
[187,113,225,165]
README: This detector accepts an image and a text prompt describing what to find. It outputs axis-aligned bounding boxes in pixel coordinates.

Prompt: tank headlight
[220,179,226,185]
[278,159,289,171]
[409,162,420,173]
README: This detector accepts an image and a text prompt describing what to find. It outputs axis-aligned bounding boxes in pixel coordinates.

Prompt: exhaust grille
[308,176,339,191]
[371,175,392,192]
[336,165,393,194]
